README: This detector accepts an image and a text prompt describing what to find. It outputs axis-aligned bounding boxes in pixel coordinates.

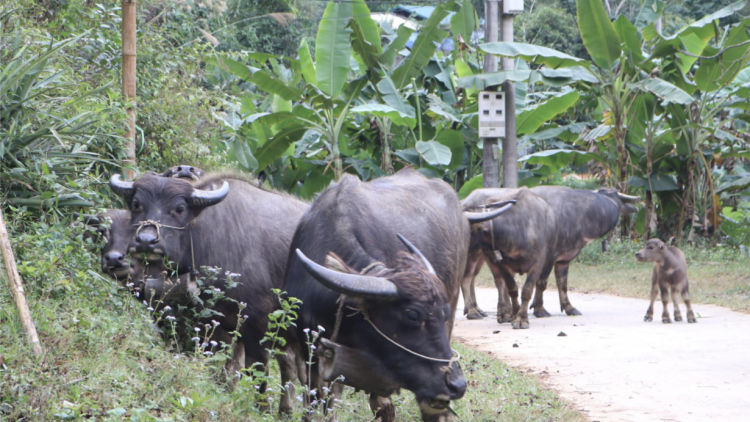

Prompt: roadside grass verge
[476,240,750,314]
[0,220,583,421]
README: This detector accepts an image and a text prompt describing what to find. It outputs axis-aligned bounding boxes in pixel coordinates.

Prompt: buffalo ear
[622,203,638,216]
[659,243,665,250]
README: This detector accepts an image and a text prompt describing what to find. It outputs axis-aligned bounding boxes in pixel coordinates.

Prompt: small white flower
[242,315,249,319]
[166,315,176,321]
[203,351,214,356]
[239,302,247,307]
[191,337,200,342]
[210,340,218,347]
[213,287,221,292]
[310,345,317,351]
[201,342,208,349]
[309,390,317,396]
[322,386,330,394]
[126,282,134,288]
[311,400,318,406]
[163,305,172,311]
[147,307,154,312]
[296,395,303,403]
[235,371,242,379]
[303,328,310,334]
[317,325,326,332]
[194,327,201,332]
[211,320,220,326]
[143,301,148,306]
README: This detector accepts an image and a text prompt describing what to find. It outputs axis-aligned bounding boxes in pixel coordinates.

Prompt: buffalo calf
[636,239,697,324]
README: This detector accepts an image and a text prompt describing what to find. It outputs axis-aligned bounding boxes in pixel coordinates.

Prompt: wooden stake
[0,207,43,359]
[122,0,137,180]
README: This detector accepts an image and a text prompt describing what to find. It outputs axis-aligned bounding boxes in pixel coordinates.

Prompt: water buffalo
[109,171,309,413]
[528,186,639,316]
[636,239,696,324]
[75,210,139,284]
[461,187,558,329]
[282,169,510,422]
[161,164,206,180]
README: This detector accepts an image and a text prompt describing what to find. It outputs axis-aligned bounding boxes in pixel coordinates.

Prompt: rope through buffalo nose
[133,219,186,242]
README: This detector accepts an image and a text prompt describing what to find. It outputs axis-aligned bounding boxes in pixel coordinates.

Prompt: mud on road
[453,288,750,422]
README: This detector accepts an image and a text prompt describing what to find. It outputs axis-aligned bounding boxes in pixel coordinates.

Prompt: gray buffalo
[461,187,558,329]
[281,169,510,422]
[109,172,308,413]
[528,186,639,316]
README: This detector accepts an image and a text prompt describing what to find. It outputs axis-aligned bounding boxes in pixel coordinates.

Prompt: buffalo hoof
[511,319,530,330]
[497,314,512,324]
[466,311,484,320]
[674,315,683,322]
[644,315,653,322]
[480,310,489,317]
[688,316,697,323]
[533,308,552,318]
[565,308,582,316]
[662,317,672,324]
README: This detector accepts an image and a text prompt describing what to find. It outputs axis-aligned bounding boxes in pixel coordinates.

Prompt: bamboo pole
[0,207,43,359]
[482,0,500,188]
[122,0,137,180]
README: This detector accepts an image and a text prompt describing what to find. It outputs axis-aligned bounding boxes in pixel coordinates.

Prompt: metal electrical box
[478,91,505,138]
[503,0,524,14]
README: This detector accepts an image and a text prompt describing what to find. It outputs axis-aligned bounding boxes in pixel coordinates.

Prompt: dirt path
[453,288,750,422]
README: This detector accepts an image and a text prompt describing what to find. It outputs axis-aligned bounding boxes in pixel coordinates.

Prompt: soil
[453,288,750,422]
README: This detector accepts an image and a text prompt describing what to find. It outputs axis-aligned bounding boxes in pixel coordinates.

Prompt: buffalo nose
[635,252,641,258]
[447,364,467,399]
[104,251,125,267]
[135,232,159,251]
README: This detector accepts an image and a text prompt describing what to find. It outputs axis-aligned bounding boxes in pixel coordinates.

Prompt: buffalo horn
[295,249,399,300]
[189,181,230,207]
[464,200,516,223]
[109,174,134,198]
[396,233,436,275]
[617,192,641,203]
[73,212,100,226]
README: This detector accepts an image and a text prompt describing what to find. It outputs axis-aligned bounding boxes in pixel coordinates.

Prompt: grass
[475,239,750,314]
[0,218,584,421]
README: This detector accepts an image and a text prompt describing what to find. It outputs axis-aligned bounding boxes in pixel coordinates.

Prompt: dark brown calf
[635,239,697,324]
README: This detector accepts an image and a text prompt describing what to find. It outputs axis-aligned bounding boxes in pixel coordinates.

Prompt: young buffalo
[635,239,697,324]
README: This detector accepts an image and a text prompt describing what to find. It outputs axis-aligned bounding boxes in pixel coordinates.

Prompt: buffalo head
[75,210,137,281]
[296,234,466,415]
[161,165,206,181]
[108,173,229,274]
[596,188,640,216]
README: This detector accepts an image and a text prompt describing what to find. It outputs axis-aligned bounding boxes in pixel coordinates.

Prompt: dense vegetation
[2,0,750,420]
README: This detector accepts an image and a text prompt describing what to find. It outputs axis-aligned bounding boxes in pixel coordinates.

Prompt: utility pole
[501,0,519,188]
[482,0,500,188]
[122,0,137,180]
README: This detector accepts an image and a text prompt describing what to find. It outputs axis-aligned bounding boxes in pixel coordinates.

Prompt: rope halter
[133,219,186,242]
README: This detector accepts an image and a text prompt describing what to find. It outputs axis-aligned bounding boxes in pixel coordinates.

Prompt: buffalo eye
[404,309,420,323]
[131,200,141,212]
[175,205,185,214]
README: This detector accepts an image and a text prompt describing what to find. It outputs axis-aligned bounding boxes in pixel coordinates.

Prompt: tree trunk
[122,0,137,180]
